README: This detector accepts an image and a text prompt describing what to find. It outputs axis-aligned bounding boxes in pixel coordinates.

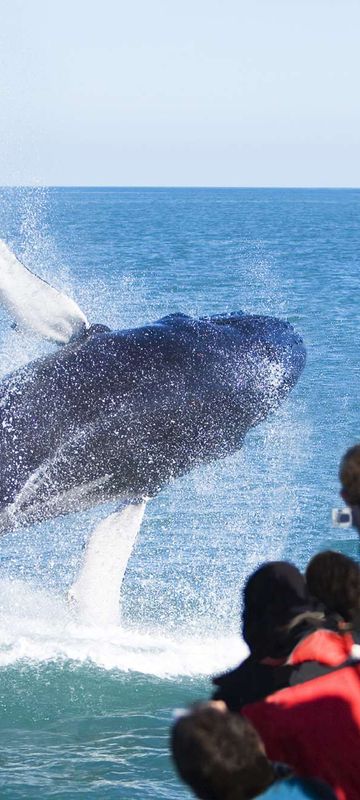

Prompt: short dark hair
[339,444,360,505]
[306,550,360,623]
[170,704,274,800]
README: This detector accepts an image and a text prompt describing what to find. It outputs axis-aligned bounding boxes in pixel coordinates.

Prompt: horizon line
[1,184,360,191]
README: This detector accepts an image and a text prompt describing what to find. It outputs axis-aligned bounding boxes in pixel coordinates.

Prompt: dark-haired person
[213,562,325,710]
[306,550,360,633]
[170,701,336,800]
[339,443,360,534]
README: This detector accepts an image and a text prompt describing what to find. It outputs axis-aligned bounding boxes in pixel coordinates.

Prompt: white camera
[332,507,353,528]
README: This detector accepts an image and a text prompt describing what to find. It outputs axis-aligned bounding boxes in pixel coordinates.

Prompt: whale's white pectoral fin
[68,500,147,625]
[0,239,89,344]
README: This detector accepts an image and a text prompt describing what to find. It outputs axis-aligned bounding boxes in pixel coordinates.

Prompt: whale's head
[205,311,306,424]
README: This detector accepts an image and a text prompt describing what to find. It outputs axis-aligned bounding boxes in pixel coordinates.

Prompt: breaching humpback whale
[0,240,306,536]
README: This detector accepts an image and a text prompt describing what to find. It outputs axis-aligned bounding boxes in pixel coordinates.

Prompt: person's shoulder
[212,656,293,710]
[260,776,336,799]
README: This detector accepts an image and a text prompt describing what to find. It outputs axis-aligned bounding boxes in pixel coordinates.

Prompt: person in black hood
[212,561,325,710]
[242,561,322,661]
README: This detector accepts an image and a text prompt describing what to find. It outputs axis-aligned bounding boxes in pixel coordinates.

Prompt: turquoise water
[0,187,358,798]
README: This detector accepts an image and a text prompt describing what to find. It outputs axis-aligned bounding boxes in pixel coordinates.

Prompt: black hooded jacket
[212,561,325,710]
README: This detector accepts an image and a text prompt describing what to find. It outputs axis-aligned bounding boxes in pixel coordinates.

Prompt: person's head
[339,445,360,532]
[170,702,274,800]
[306,550,360,623]
[242,561,321,660]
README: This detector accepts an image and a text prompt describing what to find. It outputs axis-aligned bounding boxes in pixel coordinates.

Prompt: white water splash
[0,578,245,676]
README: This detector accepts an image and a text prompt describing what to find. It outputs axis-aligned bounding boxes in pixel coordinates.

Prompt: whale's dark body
[0,311,305,532]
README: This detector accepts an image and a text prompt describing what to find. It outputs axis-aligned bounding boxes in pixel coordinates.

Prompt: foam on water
[0,578,245,676]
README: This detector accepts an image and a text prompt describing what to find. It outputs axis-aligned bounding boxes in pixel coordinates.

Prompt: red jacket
[243,630,360,800]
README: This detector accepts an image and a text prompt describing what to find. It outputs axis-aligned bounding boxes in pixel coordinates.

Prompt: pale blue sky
[1,0,359,186]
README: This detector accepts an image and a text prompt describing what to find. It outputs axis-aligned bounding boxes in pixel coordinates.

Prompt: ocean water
[0,186,358,798]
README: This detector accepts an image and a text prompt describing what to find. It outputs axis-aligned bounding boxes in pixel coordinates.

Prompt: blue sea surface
[0,187,358,798]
